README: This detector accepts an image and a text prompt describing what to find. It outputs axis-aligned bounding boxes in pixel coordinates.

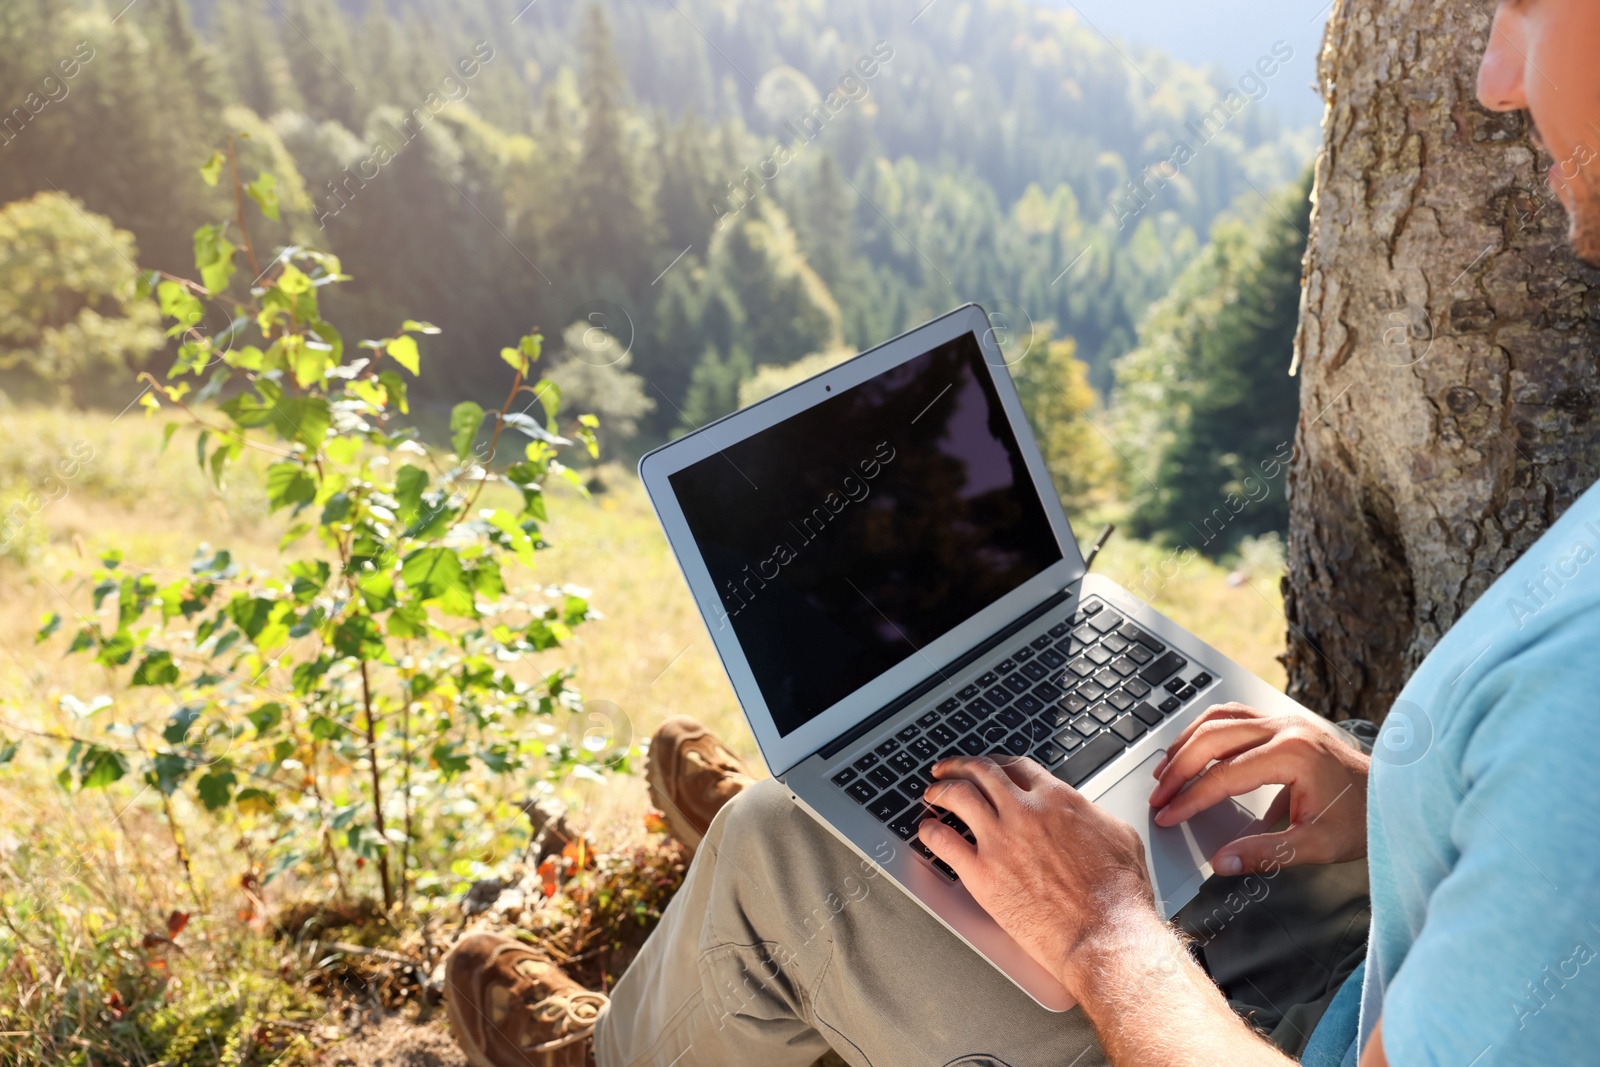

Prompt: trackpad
[1092,752,1261,919]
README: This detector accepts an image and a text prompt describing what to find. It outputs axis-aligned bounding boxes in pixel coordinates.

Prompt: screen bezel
[638,303,1087,775]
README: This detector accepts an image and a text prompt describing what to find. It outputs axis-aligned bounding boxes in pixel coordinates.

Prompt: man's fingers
[931,755,1020,810]
[1156,703,1266,769]
[918,817,977,874]
[1148,718,1281,808]
[992,755,1052,790]
[923,776,999,834]
[1209,826,1314,877]
[1152,746,1282,826]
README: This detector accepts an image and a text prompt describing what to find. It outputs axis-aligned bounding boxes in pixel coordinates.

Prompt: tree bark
[1283,0,1600,722]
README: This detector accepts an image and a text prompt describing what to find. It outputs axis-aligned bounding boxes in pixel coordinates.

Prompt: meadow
[0,402,1289,1063]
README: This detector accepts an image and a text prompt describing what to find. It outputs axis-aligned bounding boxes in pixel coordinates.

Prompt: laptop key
[1039,647,1068,669]
[1048,621,1071,638]
[909,736,939,761]
[1080,599,1104,616]
[938,748,961,762]
[1002,732,1030,756]
[1014,693,1044,716]
[1089,610,1124,633]
[1034,741,1066,765]
[875,738,900,757]
[845,779,878,803]
[1020,661,1049,682]
[898,774,930,802]
[868,766,898,790]
[1027,720,1054,742]
[1063,693,1089,715]
[1177,685,1198,702]
[979,722,1009,744]
[958,733,986,755]
[947,709,977,732]
[1124,644,1154,665]
[1089,701,1120,725]
[1166,677,1188,694]
[1191,672,1214,689]
[958,684,981,700]
[995,706,1026,728]
[1086,645,1114,666]
[1120,623,1165,652]
[1122,678,1152,698]
[1110,656,1139,677]
[896,724,921,742]
[1107,690,1136,712]
[831,767,858,787]
[995,658,1017,673]
[1002,673,1031,694]
[1111,715,1146,743]
[984,685,1015,706]
[1100,633,1130,654]
[1013,647,1036,663]
[1072,624,1098,644]
[929,723,960,746]
[1032,680,1063,703]
[1158,695,1183,715]
[1071,715,1100,738]
[1068,657,1097,677]
[1140,651,1188,685]
[1030,634,1054,651]
[887,807,924,840]
[910,836,935,860]
[1038,705,1070,728]
[1058,731,1125,787]
[1131,701,1163,727]
[1093,669,1122,691]
[869,790,911,822]
[1078,680,1108,702]
[853,752,880,772]
[977,671,999,687]
[889,750,919,776]
[932,858,960,881]
[1056,729,1083,751]
[920,709,944,727]
[939,811,975,840]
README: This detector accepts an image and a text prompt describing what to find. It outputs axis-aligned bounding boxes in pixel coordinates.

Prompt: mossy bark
[1283,0,1600,720]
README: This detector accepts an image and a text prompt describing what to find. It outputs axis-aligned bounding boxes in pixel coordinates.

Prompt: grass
[0,403,1291,1064]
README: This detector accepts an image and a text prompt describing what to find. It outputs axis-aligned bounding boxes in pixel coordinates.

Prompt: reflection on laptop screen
[669,330,1063,738]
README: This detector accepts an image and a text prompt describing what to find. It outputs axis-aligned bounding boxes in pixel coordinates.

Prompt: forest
[2,0,1311,485]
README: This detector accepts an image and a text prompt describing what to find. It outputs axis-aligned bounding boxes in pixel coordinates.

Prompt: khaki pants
[595,779,1369,1067]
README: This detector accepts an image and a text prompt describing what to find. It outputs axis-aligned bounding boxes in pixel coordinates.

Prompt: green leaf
[432,742,470,780]
[332,614,386,660]
[196,768,237,811]
[79,746,128,790]
[395,465,428,523]
[149,752,191,794]
[266,463,318,513]
[377,369,409,414]
[132,651,181,687]
[94,631,136,667]
[401,319,441,334]
[500,346,527,376]
[386,599,429,638]
[485,510,535,567]
[35,612,61,643]
[245,172,280,220]
[319,492,353,525]
[156,280,204,335]
[450,401,485,461]
[162,704,203,744]
[247,702,284,735]
[235,787,277,815]
[0,738,18,766]
[386,335,420,375]
[226,595,279,641]
[193,223,236,295]
[199,150,225,187]
[401,547,474,617]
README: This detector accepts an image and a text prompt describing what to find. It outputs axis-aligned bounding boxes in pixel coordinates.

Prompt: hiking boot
[645,716,754,853]
[443,932,608,1067]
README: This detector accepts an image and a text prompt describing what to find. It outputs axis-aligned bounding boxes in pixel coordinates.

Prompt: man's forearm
[1068,915,1294,1067]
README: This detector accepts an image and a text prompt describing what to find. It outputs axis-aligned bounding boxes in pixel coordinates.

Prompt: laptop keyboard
[828,597,1215,882]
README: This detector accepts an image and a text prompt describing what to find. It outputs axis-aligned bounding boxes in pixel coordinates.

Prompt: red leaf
[166,910,190,939]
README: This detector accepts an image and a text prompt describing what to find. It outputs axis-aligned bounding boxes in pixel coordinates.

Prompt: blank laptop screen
[669,330,1063,738]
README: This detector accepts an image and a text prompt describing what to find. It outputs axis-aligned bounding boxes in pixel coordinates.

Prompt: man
[443,2,1600,1063]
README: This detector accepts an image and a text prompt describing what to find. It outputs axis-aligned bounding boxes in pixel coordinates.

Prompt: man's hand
[917,755,1161,996]
[1148,703,1369,875]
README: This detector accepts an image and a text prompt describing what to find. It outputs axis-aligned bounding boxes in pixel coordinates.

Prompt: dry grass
[0,403,1291,1064]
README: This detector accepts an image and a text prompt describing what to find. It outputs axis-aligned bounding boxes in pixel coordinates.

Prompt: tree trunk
[1283,0,1600,722]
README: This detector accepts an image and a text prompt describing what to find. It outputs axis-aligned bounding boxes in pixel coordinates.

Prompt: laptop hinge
[814,584,1079,762]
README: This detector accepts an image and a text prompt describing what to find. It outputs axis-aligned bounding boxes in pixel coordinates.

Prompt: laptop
[638,303,1310,1011]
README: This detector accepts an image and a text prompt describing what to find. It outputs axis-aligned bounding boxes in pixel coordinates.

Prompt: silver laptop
[639,304,1308,1011]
